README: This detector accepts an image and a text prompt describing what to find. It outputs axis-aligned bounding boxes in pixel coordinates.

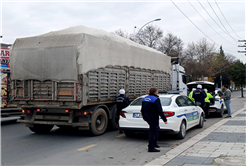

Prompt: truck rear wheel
[29,124,54,133]
[88,108,108,136]
[109,105,119,130]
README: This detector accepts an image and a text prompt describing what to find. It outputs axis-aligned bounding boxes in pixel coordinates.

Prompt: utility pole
[238,40,246,56]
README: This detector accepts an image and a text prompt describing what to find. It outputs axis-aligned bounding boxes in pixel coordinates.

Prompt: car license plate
[133,113,142,118]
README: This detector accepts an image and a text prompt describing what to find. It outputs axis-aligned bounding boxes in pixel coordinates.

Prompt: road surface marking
[116,134,125,138]
[77,144,97,151]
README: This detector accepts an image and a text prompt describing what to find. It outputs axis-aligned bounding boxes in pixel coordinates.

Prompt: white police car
[119,94,204,139]
[187,81,227,117]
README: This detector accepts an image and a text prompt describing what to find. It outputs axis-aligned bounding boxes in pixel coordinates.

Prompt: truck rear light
[163,111,175,117]
[84,112,87,115]
[77,112,82,115]
[37,109,41,112]
[22,110,25,113]
[120,111,127,118]
[65,110,69,113]
[27,110,31,114]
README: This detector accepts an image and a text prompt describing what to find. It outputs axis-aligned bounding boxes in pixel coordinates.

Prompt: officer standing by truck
[141,88,167,153]
[204,88,213,119]
[116,89,130,133]
[192,84,207,121]
[189,88,196,102]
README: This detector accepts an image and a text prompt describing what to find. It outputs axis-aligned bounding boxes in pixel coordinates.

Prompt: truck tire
[124,131,135,137]
[29,124,54,133]
[109,105,119,130]
[176,120,186,139]
[57,125,72,130]
[87,108,108,136]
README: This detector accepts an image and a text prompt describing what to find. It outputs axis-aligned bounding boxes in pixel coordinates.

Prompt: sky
[1,0,245,63]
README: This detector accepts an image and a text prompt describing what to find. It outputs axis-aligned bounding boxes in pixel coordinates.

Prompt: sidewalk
[146,97,246,166]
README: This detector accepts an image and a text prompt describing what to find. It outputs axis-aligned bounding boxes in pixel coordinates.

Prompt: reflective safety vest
[205,92,213,103]
[189,91,195,102]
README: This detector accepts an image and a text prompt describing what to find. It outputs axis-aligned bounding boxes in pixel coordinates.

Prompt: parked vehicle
[9,25,187,135]
[186,81,226,117]
[119,94,204,139]
[1,47,21,117]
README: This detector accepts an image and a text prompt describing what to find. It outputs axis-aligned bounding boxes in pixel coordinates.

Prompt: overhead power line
[197,0,238,44]
[214,0,243,39]
[173,1,244,61]
[207,0,238,42]
[171,0,235,53]
[188,0,237,46]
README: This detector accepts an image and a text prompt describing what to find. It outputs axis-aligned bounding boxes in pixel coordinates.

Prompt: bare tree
[111,29,130,38]
[135,25,163,49]
[111,29,135,41]
[158,32,184,57]
[181,38,216,79]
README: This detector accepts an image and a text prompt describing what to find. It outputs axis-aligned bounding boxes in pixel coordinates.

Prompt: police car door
[176,96,193,129]
[182,96,200,127]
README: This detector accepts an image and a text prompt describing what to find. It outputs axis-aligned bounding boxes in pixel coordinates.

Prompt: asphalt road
[1,91,245,165]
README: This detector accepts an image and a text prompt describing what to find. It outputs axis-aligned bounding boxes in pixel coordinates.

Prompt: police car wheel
[197,113,204,128]
[218,105,224,117]
[177,121,186,139]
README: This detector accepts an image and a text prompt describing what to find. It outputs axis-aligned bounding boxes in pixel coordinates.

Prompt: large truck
[8,25,187,135]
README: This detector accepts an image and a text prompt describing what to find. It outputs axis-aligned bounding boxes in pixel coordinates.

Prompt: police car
[119,94,204,139]
[187,81,227,117]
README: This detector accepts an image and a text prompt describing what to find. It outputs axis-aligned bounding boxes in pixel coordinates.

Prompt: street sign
[0,48,10,69]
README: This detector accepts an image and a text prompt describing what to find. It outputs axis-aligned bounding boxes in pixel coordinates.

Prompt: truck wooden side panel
[9,66,171,109]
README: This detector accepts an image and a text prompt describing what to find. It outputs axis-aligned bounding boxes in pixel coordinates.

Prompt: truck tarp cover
[10,25,171,82]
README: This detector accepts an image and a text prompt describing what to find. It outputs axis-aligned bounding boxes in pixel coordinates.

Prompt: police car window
[159,97,171,106]
[176,96,187,107]
[183,96,195,106]
[130,98,143,106]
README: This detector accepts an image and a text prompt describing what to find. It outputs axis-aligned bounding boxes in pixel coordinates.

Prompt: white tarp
[10,25,171,82]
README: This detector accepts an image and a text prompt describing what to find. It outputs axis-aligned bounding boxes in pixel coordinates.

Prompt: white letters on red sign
[0,48,10,59]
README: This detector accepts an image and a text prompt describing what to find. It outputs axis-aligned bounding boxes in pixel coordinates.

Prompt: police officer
[192,84,207,121]
[204,88,213,119]
[141,88,167,152]
[189,88,196,102]
[116,89,130,133]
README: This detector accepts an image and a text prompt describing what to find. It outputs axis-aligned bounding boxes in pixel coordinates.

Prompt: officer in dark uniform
[141,88,167,152]
[116,89,130,133]
[192,84,207,121]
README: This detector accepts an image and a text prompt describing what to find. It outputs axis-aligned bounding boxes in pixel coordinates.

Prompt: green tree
[229,60,246,97]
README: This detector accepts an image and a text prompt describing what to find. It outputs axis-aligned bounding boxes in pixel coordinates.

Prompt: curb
[145,104,246,166]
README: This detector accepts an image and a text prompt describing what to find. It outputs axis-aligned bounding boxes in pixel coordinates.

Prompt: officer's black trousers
[147,120,160,149]
[204,103,210,118]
